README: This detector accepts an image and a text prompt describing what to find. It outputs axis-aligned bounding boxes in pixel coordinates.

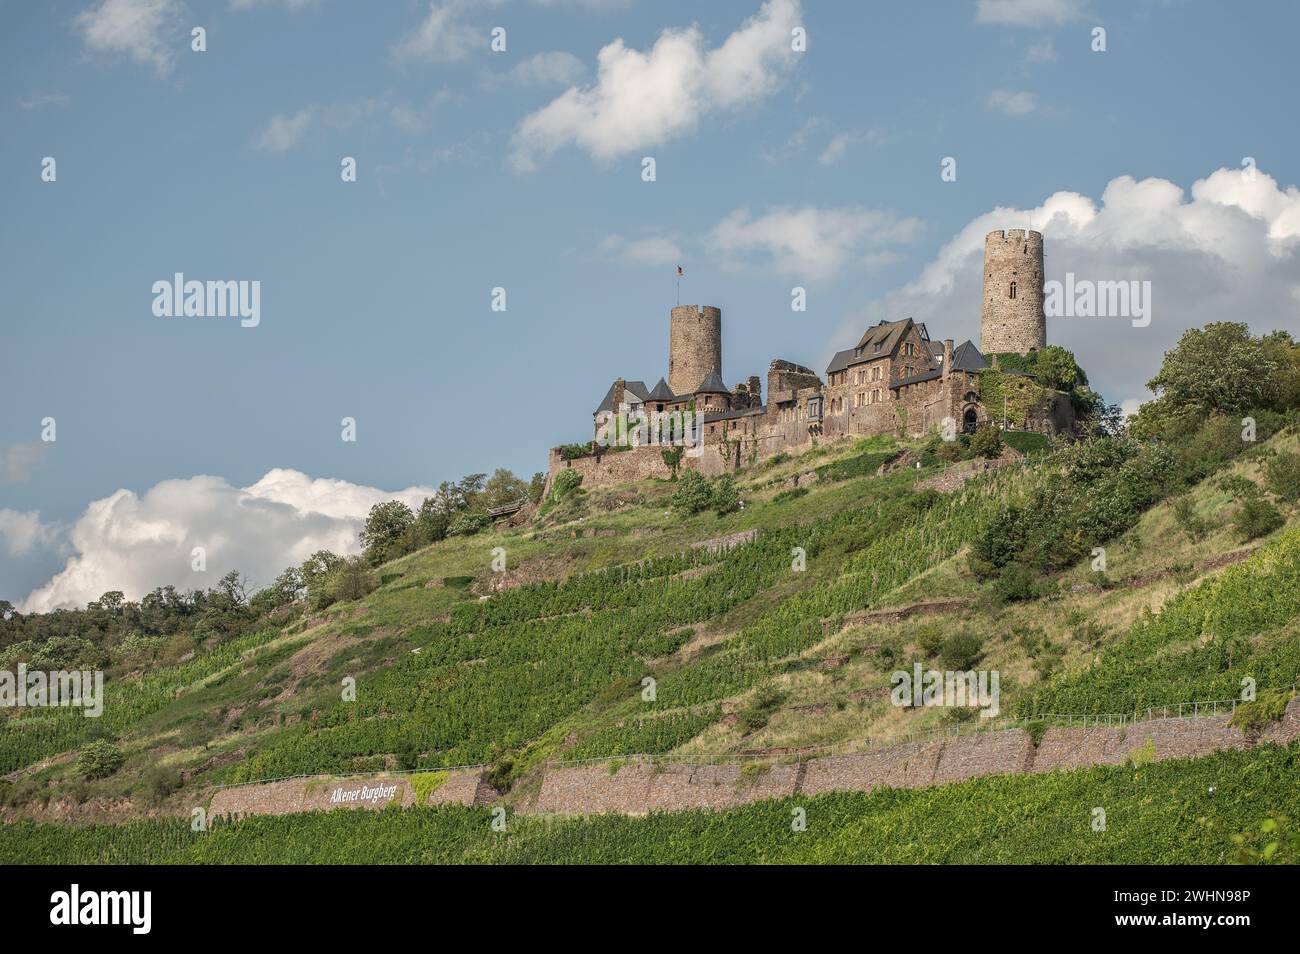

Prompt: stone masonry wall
[204,701,1300,820]
[208,768,491,819]
[980,228,1046,354]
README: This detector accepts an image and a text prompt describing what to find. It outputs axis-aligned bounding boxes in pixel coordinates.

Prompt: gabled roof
[854,318,913,356]
[593,379,650,414]
[646,378,675,402]
[825,348,856,375]
[695,368,729,394]
[950,340,987,372]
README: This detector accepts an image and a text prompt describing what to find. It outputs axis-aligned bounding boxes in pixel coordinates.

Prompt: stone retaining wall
[209,769,491,819]
[206,701,1300,820]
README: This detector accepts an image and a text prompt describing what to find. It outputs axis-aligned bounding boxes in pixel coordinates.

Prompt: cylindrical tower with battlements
[980,229,1046,355]
[668,305,722,396]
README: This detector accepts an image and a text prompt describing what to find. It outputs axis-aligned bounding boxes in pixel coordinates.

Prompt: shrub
[711,474,740,516]
[1265,451,1300,503]
[76,741,125,780]
[447,511,489,537]
[970,425,1003,460]
[1172,496,1212,542]
[670,470,712,516]
[1229,689,1291,733]
[737,685,786,734]
[772,486,808,504]
[1233,498,1284,541]
[935,440,964,463]
[549,469,582,502]
[327,557,378,604]
[939,632,985,671]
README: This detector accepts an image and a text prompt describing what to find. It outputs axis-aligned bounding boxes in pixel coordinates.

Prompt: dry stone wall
[208,769,491,819]
[204,701,1300,820]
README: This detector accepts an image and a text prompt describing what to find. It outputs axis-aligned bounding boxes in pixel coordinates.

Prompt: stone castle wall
[668,305,722,396]
[980,228,1046,354]
[208,768,492,819]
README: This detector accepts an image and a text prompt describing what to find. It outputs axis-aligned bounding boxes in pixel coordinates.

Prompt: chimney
[942,339,954,382]
[612,378,625,410]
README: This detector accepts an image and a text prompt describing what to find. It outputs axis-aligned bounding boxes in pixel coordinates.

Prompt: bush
[1172,496,1212,542]
[1229,689,1292,733]
[970,425,1003,460]
[76,741,125,780]
[935,440,964,463]
[711,475,740,516]
[1234,498,1285,541]
[939,632,985,671]
[737,686,786,734]
[670,470,713,516]
[549,469,582,502]
[772,486,808,504]
[1265,451,1300,503]
[327,557,378,604]
[447,511,489,537]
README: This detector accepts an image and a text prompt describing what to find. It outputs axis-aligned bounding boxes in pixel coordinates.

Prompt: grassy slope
[4,428,1300,855]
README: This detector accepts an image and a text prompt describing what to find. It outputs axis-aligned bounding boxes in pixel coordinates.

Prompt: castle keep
[553,229,1071,484]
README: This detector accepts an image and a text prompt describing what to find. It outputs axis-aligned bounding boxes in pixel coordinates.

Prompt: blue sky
[3,0,1300,608]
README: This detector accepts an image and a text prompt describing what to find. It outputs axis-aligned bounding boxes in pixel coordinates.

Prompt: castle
[551,229,1073,484]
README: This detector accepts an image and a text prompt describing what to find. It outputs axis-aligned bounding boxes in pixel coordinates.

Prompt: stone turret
[980,229,1046,355]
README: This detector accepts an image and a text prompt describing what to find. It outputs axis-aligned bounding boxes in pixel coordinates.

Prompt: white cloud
[19,469,438,613]
[986,89,1039,115]
[976,0,1086,27]
[231,0,320,9]
[827,165,1300,412]
[598,234,683,267]
[710,206,924,281]
[510,0,802,171]
[1026,37,1057,62]
[0,510,51,558]
[818,133,851,166]
[483,51,586,89]
[254,107,318,153]
[4,442,50,484]
[73,0,181,75]
[17,92,71,110]
[392,0,483,64]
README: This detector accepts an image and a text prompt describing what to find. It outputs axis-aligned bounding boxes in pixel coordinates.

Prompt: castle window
[1009,282,1017,300]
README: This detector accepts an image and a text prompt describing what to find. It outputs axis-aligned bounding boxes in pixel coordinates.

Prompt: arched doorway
[962,406,979,434]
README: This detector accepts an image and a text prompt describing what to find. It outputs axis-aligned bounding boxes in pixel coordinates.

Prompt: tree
[1032,345,1086,392]
[482,468,529,509]
[970,424,1003,460]
[359,500,415,565]
[528,472,546,504]
[414,497,451,545]
[711,474,740,516]
[1146,322,1279,416]
[670,470,712,515]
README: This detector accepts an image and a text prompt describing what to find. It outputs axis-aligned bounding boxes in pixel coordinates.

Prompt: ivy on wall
[977,369,1047,428]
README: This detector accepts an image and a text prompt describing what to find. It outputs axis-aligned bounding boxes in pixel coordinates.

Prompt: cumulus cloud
[254,107,318,152]
[73,0,182,75]
[0,510,52,558]
[986,89,1039,115]
[976,0,1086,27]
[392,0,484,64]
[598,234,683,267]
[482,51,586,89]
[827,165,1300,412]
[4,442,50,484]
[19,469,437,613]
[510,0,802,171]
[710,206,924,281]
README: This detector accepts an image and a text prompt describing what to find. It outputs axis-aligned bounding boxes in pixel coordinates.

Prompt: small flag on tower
[676,265,684,277]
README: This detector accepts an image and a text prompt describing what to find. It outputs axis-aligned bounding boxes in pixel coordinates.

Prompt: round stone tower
[668,305,722,396]
[980,229,1046,355]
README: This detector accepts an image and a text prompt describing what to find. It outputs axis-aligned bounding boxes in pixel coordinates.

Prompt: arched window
[1009,281,1017,300]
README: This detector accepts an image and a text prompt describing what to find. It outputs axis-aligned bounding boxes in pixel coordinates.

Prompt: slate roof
[825,348,856,375]
[950,340,987,372]
[593,379,651,414]
[694,368,729,394]
[646,378,675,402]
[703,406,767,423]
